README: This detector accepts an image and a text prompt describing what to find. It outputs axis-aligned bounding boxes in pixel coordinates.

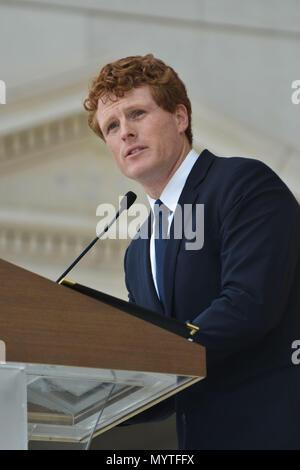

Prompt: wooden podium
[0,258,206,447]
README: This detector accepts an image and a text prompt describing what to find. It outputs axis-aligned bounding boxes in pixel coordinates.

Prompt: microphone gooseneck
[56,191,137,284]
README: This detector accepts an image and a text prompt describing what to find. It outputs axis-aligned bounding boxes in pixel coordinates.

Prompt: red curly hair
[83,54,193,144]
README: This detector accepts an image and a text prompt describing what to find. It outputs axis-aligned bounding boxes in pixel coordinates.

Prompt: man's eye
[132,110,144,118]
[107,122,118,133]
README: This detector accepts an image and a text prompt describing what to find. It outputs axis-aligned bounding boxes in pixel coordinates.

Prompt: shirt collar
[147,148,199,213]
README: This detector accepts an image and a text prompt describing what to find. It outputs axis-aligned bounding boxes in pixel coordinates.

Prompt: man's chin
[122,165,153,183]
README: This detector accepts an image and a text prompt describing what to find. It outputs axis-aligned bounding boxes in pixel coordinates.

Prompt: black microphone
[56,191,137,284]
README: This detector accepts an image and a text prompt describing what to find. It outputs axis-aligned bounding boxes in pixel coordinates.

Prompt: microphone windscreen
[120,191,137,210]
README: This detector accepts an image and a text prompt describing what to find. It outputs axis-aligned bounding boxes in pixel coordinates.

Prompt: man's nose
[120,121,136,141]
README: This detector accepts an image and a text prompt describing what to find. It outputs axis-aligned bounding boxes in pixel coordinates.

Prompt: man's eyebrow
[102,103,149,132]
[121,103,149,115]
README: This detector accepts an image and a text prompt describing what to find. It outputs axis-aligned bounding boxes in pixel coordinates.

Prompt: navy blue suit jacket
[124,149,300,449]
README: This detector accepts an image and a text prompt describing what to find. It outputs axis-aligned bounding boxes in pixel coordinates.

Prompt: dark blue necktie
[154,199,170,311]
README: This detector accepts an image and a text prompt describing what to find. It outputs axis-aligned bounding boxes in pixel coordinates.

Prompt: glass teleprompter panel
[8,363,200,443]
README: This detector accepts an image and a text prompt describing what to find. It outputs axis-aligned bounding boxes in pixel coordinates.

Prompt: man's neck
[143,142,192,199]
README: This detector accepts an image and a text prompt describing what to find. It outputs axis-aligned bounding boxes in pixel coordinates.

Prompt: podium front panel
[8,362,203,443]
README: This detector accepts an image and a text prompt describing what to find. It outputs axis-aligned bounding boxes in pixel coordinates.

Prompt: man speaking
[84,54,300,449]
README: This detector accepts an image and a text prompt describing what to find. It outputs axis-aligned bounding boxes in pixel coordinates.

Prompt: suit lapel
[163,149,216,316]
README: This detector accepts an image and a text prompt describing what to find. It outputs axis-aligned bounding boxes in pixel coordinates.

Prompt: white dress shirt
[147,148,200,297]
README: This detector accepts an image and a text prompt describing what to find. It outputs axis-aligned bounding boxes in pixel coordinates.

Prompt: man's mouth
[126,146,148,157]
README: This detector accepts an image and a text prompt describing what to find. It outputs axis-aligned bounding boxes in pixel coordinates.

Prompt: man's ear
[174,104,189,133]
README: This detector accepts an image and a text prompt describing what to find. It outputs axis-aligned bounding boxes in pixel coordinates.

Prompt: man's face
[96,85,189,192]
